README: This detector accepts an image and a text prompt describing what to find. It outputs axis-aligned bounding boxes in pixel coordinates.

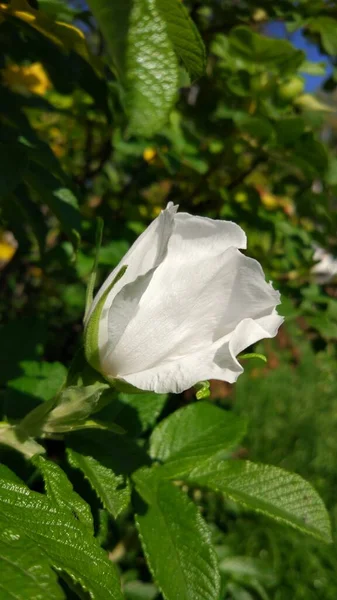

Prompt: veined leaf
[0,525,64,600]
[134,469,220,600]
[34,456,94,533]
[155,0,206,79]
[86,0,179,135]
[186,460,332,543]
[0,465,123,600]
[150,401,247,478]
[67,448,131,519]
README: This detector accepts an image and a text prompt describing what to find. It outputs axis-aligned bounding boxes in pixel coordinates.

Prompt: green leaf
[134,470,220,600]
[124,581,159,600]
[0,525,64,600]
[34,456,94,533]
[234,115,274,143]
[300,60,327,75]
[24,162,81,247]
[0,142,28,199]
[0,318,47,387]
[149,402,247,478]
[97,391,168,437]
[274,116,306,146]
[12,361,67,401]
[228,26,304,73]
[307,17,337,56]
[14,184,48,256]
[186,460,332,543]
[0,465,123,600]
[67,448,131,519]
[218,555,276,588]
[68,429,149,475]
[87,0,179,135]
[155,0,205,80]
[293,136,328,177]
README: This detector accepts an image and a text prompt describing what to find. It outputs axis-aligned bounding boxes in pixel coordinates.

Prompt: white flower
[85,203,283,394]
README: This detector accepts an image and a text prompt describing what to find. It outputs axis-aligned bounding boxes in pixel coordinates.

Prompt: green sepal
[84,217,104,322]
[194,380,210,400]
[0,422,45,458]
[84,265,127,373]
[239,352,267,363]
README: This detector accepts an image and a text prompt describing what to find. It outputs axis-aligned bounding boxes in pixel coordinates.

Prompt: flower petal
[216,252,281,337]
[92,203,177,352]
[101,247,281,381]
[86,202,178,324]
[169,213,247,258]
[118,313,283,393]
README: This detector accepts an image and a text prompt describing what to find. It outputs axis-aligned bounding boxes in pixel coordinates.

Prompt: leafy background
[1,0,337,598]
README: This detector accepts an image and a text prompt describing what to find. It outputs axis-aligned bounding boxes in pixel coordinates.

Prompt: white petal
[216,252,281,337]
[101,249,237,376]
[213,312,284,383]
[86,202,178,324]
[169,213,247,258]
[92,203,177,352]
[101,246,281,381]
[118,313,283,393]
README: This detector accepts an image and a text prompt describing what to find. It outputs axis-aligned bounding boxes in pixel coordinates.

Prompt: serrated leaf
[68,428,150,475]
[0,525,64,600]
[149,402,247,478]
[155,0,205,79]
[67,448,131,519]
[87,0,179,135]
[0,465,123,600]
[134,470,220,600]
[34,456,94,533]
[186,460,332,543]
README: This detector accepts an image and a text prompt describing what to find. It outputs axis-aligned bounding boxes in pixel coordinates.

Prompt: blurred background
[1,0,337,598]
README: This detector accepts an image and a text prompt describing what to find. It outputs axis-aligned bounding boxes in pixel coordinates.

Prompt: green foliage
[67,448,131,519]
[134,471,221,600]
[187,460,331,543]
[0,465,123,600]
[1,0,337,597]
[150,401,247,478]
[0,526,64,600]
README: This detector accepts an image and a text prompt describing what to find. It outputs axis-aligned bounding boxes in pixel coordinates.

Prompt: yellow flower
[2,62,51,95]
[143,147,156,163]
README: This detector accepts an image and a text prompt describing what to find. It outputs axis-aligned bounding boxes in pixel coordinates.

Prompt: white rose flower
[84,203,283,394]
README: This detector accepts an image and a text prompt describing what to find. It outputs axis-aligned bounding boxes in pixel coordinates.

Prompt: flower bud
[84,203,283,393]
